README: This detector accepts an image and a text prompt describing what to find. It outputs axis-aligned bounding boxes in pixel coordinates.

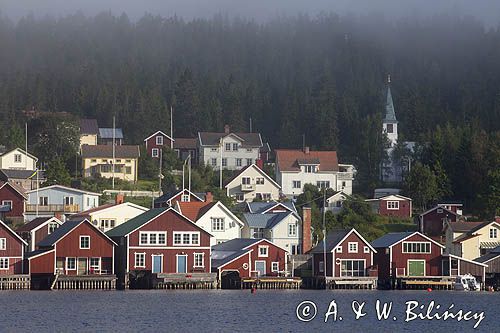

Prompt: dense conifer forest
[0,12,498,216]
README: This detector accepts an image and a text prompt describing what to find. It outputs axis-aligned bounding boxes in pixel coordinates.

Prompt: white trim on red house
[328,228,377,254]
[0,219,28,246]
[388,231,445,249]
[143,131,174,143]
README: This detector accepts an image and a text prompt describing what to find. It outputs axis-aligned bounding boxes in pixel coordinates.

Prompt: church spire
[383,74,398,123]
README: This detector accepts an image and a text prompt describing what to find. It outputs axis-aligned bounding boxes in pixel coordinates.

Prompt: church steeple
[383,74,398,124]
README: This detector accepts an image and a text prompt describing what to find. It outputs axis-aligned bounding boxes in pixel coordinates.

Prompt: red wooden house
[309,228,377,278]
[372,231,444,281]
[144,130,174,158]
[106,207,213,289]
[27,219,116,277]
[0,181,27,221]
[365,195,412,218]
[16,217,62,252]
[211,238,288,288]
[419,205,459,238]
[0,219,28,274]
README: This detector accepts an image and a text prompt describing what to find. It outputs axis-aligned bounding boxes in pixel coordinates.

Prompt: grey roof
[247,201,296,214]
[199,132,262,147]
[383,85,398,124]
[371,232,415,248]
[81,145,140,159]
[243,212,292,229]
[99,128,124,139]
[106,208,167,237]
[80,119,99,135]
[37,220,84,247]
[475,246,500,263]
[16,217,54,232]
[211,238,261,269]
[25,249,53,259]
[0,169,46,180]
[310,230,350,253]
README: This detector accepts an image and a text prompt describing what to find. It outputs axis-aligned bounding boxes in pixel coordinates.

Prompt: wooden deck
[0,275,30,290]
[52,275,117,290]
[326,276,378,290]
[155,273,217,289]
[240,277,302,289]
[396,276,455,290]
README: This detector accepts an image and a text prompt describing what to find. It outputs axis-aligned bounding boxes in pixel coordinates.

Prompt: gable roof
[194,201,244,227]
[211,238,260,269]
[144,131,174,142]
[81,145,140,159]
[419,205,458,218]
[474,246,500,263]
[445,222,485,233]
[198,132,263,147]
[154,189,205,206]
[99,128,124,139]
[0,169,46,181]
[451,221,500,243]
[371,231,445,249]
[69,202,147,220]
[176,201,213,221]
[310,228,377,254]
[0,148,38,161]
[0,181,27,199]
[15,217,61,233]
[326,191,349,202]
[26,184,101,196]
[246,201,297,214]
[224,164,281,189]
[80,119,99,135]
[173,138,197,149]
[242,211,295,229]
[0,219,28,246]
[38,219,116,247]
[366,194,412,202]
[275,149,338,172]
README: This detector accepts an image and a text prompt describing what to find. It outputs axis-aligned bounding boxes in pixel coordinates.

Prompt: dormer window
[386,124,394,133]
[305,165,316,173]
[181,194,190,202]
[156,136,164,145]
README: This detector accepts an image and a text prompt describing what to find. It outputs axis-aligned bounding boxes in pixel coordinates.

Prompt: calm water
[0,290,498,332]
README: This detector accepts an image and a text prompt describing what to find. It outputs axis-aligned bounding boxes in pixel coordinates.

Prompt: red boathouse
[0,219,28,274]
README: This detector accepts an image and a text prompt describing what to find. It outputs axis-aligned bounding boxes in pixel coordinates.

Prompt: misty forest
[0,12,498,217]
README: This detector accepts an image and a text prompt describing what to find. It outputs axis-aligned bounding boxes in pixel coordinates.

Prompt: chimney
[303,146,310,154]
[302,206,312,254]
[205,192,213,203]
[115,193,124,205]
[224,124,230,134]
[495,216,500,223]
[256,158,264,169]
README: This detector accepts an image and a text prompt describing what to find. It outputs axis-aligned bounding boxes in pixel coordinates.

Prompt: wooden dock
[241,277,302,289]
[326,277,378,290]
[0,275,30,290]
[154,273,217,289]
[398,276,454,290]
[52,275,117,290]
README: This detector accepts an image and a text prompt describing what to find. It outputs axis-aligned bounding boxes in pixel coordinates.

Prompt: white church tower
[381,75,402,183]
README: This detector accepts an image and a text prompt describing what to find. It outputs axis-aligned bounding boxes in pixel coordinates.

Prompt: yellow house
[81,145,140,182]
[446,220,500,260]
[79,119,99,149]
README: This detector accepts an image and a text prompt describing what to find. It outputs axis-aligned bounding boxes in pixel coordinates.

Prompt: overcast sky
[1,0,500,25]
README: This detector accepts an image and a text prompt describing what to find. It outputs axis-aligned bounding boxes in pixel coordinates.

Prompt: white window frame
[39,196,49,206]
[271,261,279,272]
[340,259,366,277]
[90,257,101,273]
[193,252,205,268]
[363,246,370,254]
[2,200,12,210]
[348,242,358,253]
[292,180,301,189]
[222,158,227,167]
[232,143,238,151]
[387,201,399,210]
[402,241,431,254]
[48,223,58,234]
[211,158,217,166]
[236,158,242,167]
[79,235,90,249]
[156,136,164,145]
[288,223,297,237]
[246,158,252,166]
[336,246,342,253]
[173,232,200,246]
[14,154,22,163]
[489,228,498,239]
[181,194,190,202]
[66,257,76,270]
[139,231,167,246]
[211,218,225,232]
[134,252,146,268]
[256,177,264,185]
[242,177,251,185]
[0,257,9,270]
[235,193,244,202]
[0,238,5,250]
[64,196,75,205]
[258,245,269,257]
[318,260,324,273]
[225,143,231,151]
[152,148,159,157]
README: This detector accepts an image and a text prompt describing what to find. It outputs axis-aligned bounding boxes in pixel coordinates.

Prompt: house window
[387,201,399,210]
[235,193,244,202]
[386,124,393,134]
[64,196,74,205]
[194,253,204,267]
[211,218,225,231]
[90,258,100,272]
[2,200,12,210]
[0,238,6,250]
[318,261,324,273]
[211,148,218,152]
[246,148,252,152]
[251,228,264,239]
[48,223,58,234]
[292,181,301,189]
[126,159,131,163]
[246,158,253,166]
[0,258,8,270]
[181,194,190,202]
[316,181,330,189]
[305,165,316,173]
[348,242,358,253]
[256,177,264,185]
[232,143,238,151]
[91,159,97,163]
[211,158,217,166]
[258,245,269,257]
[66,257,76,270]
[14,154,22,163]
[341,181,346,188]
[236,158,242,167]
[222,158,227,167]
[363,246,370,254]
[288,223,297,237]
[262,193,271,200]
[271,262,279,272]
[490,228,498,239]
[139,232,167,245]
[242,177,251,185]
[134,253,145,268]
[225,143,231,151]
[340,260,365,277]
[437,208,443,213]
[100,219,116,230]
[152,148,159,157]
[336,246,342,253]
[173,232,200,245]
[80,236,90,249]
[403,242,431,253]
[156,136,164,145]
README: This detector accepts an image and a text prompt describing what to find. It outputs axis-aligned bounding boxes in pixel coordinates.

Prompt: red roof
[177,201,213,221]
[275,149,338,172]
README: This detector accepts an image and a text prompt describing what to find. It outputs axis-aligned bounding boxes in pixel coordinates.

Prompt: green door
[408,260,425,276]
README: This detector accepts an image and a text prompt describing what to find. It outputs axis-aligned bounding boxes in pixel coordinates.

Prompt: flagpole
[36,165,39,217]
[219,138,223,189]
[188,155,191,193]
[170,106,173,149]
[112,115,115,190]
[25,123,28,169]
[322,189,327,285]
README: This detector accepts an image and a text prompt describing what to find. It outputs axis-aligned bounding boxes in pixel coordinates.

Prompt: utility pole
[219,137,223,189]
[159,148,163,195]
[170,106,174,149]
[25,123,28,169]
[112,115,116,190]
[188,155,192,193]
[249,118,252,132]
[322,189,327,285]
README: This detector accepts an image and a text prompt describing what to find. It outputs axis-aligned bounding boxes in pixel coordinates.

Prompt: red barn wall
[29,251,55,274]
[332,232,374,277]
[34,225,51,250]
[0,185,25,217]
[218,252,252,278]
[422,209,458,237]
[390,234,443,277]
[145,134,173,158]
[0,223,24,274]
[128,248,211,273]
[247,240,287,276]
[378,200,411,218]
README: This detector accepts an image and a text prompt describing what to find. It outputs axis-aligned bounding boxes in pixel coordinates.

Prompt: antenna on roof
[387,74,391,84]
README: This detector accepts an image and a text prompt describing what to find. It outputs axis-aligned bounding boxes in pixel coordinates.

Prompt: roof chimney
[495,216,500,223]
[224,124,230,134]
[302,206,312,254]
[205,192,213,203]
[115,193,124,205]
[303,146,310,154]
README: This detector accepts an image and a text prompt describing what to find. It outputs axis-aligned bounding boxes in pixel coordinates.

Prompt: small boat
[454,274,480,291]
